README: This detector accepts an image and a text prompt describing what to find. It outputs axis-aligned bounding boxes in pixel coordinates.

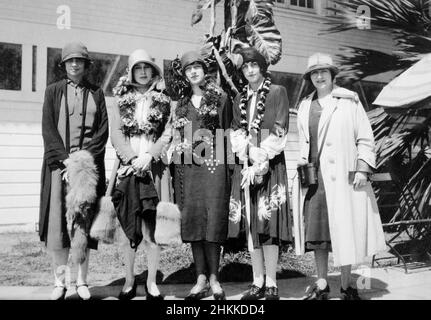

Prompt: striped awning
[373,53,431,108]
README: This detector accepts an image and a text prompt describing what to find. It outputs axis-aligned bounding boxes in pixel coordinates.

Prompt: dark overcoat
[39,78,109,242]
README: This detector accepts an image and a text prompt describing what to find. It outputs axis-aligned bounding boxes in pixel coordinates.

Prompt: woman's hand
[353,171,368,190]
[249,147,268,164]
[131,153,152,171]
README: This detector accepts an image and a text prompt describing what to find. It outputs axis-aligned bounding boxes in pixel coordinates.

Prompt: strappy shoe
[185,283,210,301]
[145,283,164,301]
[50,286,67,300]
[265,286,280,300]
[340,287,361,300]
[304,284,330,300]
[118,279,137,300]
[241,284,265,300]
[76,284,91,300]
[211,283,226,300]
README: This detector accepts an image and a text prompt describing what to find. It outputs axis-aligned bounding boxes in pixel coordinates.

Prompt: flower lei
[173,78,222,133]
[113,75,171,139]
[173,78,223,157]
[239,77,272,134]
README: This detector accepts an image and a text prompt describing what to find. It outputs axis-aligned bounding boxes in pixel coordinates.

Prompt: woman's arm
[260,85,290,160]
[354,99,376,171]
[41,85,68,169]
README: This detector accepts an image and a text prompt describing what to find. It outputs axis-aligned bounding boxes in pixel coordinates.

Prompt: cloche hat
[303,53,339,81]
[180,51,207,75]
[127,49,162,83]
[60,41,92,66]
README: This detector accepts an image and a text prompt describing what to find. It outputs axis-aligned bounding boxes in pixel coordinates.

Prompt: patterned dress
[172,93,232,243]
[228,84,292,249]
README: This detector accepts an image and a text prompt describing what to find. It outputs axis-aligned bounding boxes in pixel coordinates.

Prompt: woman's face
[310,68,333,92]
[133,62,154,86]
[184,63,205,86]
[65,58,86,80]
[241,61,264,86]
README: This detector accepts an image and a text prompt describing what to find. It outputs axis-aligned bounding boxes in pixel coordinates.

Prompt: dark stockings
[191,241,221,280]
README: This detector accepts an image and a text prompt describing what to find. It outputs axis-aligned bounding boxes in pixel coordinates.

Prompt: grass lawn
[0,232,338,286]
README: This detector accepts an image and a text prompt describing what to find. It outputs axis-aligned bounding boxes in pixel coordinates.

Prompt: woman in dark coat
[229,47,291,300]
[39,42,108,300]
[171,51,232,300]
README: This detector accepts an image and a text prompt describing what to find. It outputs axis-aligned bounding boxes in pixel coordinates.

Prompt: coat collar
[300,87,342,140]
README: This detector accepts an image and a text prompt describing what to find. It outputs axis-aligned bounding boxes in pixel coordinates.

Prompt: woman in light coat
[292,53,386,300]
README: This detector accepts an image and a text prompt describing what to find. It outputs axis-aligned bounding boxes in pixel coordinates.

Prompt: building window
[0,42,22,91]
[275,0,315,11]
[32,45,37,92]
[47,48,128,97]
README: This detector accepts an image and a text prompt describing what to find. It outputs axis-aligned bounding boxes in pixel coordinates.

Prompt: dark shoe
[145,283,164,301]
[304,284,330,300]
[265,286,279,300]
[118,279,137,300]
[76,284,91,300]
[184,285,210,301]
[340,287,361,300]
[50,286,67,300]
[213,287,226,300]
[241,284,265,300]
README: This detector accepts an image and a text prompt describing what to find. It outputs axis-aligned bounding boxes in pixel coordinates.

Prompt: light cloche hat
[303,52,339,80]
[127,49,162,83]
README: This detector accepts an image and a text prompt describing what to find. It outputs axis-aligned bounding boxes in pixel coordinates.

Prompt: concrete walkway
[1,266,431,300]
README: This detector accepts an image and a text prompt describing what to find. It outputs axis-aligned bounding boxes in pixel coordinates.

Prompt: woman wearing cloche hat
[170,50,232,300]
[293,53,386,300]
[228,47,291,301]
[39,41,109,300]
[110,49,176,300]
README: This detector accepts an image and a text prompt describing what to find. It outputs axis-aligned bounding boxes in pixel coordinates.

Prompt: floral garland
[113,75,171,138]
[173,78,223,159]
[173,78,222,133]
[239,76,272,134]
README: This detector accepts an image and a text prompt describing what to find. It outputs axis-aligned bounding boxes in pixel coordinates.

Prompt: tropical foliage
[166,0,283,101]
[325,0,431,235]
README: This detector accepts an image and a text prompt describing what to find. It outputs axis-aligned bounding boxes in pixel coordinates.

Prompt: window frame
[274,0,317,14]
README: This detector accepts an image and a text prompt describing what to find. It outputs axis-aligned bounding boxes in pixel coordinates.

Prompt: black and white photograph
[0,0,430,307]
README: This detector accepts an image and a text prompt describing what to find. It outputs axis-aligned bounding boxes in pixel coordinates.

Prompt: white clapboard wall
[0,120,117,231]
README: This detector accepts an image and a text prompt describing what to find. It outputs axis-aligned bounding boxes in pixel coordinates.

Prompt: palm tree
[324,0,431,239]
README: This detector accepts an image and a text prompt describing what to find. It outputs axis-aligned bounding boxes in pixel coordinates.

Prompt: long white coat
[292,87,387,267]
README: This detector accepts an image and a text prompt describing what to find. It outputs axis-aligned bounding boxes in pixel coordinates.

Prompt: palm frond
[325,0,431,36]
[335,47,416,82]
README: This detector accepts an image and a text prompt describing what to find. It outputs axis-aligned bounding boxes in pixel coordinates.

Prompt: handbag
[298,100,337,187]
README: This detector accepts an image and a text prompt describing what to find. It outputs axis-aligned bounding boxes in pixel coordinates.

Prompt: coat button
[328,158,335,164]
[326,142,332,147]
[331,175,336,181]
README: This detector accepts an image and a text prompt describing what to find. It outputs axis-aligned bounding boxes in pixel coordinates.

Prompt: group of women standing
[39,41,386,301]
